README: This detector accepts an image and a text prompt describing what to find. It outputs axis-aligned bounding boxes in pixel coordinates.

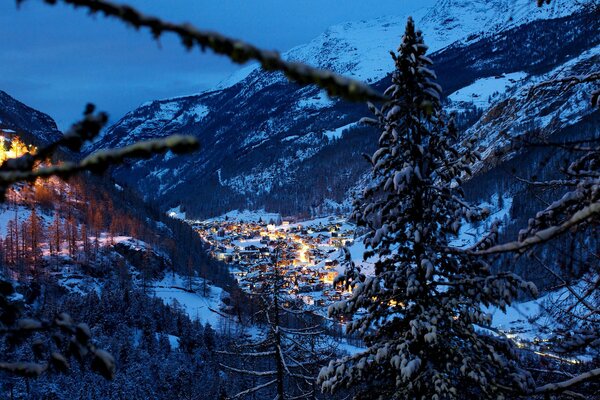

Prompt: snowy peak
[422,0,578,36]
[218,0,583,89]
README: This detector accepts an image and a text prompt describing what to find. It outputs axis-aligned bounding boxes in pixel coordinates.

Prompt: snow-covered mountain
[219,0,579,87]
[89,0,599,218]
[467,44,600,171]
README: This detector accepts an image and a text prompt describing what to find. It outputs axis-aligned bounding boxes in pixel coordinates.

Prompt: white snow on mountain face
[203,209,282,224]
[467,44,600,167]
[448,72,528,109]
[421,0,577,46]
[323,122,359,141]
[90,98,210,148]
[187,104,209,122]
[167,206,186,221]
[295,90,335,111]
[215,0,580,91]
[94,0,593,217]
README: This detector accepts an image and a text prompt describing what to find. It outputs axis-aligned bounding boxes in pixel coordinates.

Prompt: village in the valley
[188,213,360,314]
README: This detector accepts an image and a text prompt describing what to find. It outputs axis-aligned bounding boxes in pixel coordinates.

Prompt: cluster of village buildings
[193,216,355,311]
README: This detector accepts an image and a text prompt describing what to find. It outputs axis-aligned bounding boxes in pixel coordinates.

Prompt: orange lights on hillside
[0,133,36,164]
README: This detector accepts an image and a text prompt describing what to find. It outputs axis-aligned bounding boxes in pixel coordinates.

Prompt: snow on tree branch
[319,17,537,399]
[535,367,600,396]
[472,201,600,255]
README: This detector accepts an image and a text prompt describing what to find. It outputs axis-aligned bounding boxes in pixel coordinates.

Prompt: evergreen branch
[0,135,199,186]
[0,311,115,379]
[533,255,598,315]
[513,176,582,187]
[23,0,385,103]
[0,362,48,377]
[218,363,277,377]
[534,368,600,396]
[214,350,276,357]
[472,201,600,255]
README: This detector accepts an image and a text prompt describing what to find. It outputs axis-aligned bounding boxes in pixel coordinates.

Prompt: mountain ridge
[88,0,598,218]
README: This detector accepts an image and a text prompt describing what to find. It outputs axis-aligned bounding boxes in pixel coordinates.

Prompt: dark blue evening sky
[0,1,431,129]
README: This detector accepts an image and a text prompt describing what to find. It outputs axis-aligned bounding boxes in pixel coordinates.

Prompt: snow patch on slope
[323,122,359,141]
[448,72,527,108]
[296,91,335,110]
[167,206,186,221]
[205,209,282,223]
[152,274,227,327]
[469,44,600,167]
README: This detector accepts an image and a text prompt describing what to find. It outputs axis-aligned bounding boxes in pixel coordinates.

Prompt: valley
[0,0,598,398]
[191,213,354,313]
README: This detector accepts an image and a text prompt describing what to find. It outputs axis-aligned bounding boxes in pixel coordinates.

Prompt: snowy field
[448,72,528,109]
[151,274,227,327]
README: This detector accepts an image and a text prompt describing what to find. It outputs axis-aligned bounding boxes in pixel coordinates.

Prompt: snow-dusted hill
[88,0,598,218]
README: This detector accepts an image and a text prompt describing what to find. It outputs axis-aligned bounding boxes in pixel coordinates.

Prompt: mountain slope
[0,90,62,146]
[0,89,234,289]
[89,0,598,218]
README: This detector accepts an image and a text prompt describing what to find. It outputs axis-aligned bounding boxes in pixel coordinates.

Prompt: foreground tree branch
[0,104,199,199]
[471,201,600,255]
[534,368,600,396]
[20,0,386,103]
[0,134,199,186]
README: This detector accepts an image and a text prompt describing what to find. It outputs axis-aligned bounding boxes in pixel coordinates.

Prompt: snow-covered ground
[151,274,227,327]
[322,122,359,141]
[448,72,527,109]
[203,209,282,224]
[338,236,376,277]
[151,274,259,338]
[451,193,513,248]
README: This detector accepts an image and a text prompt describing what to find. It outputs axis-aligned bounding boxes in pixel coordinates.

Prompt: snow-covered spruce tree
[318,18,537,399]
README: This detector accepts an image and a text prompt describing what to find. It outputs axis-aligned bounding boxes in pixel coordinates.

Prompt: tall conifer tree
[319,17,536,399]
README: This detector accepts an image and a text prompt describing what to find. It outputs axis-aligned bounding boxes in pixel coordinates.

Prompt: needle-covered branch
[471,201,600,255]
[0,103,107,175]
[21,0,385,103]
[534,368,600,396]
[0,135,199,185]
[0,281,116,379]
